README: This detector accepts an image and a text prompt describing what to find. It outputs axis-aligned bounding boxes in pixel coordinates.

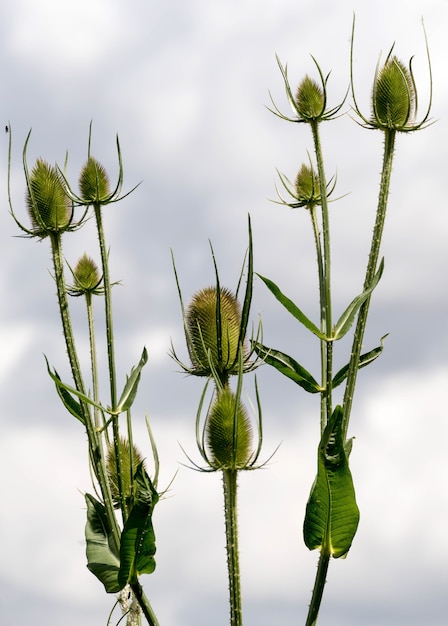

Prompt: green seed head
[295,76,325,120]
[71,253,102,294]
[106,437,145,509]
[26,158,72,236]
[295,164,320,207]
[79,156,111,203]
[373,56,415,130]
[206,388,253,469]
[186,286,243,375]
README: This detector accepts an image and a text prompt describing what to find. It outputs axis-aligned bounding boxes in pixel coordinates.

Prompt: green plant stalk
[130,580,160,626]
[93,202,126,520]
[310,120,333,433]
[309,205,327,435]
[50,232,121,553]
[305,552,330,626]
[222,469,243,626]
[304,121,335,626]
[92,205,158,625]
[341,128,396,440]
[86,291,109,439]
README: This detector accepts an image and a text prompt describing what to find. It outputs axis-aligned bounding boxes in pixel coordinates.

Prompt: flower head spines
[186,286,244,377]
[26,158,73,237]
[67,253,103,296]
[350,17,432,132]
[295,163,321,207]
[205,388,253,470]
[268,55,345,124]
[295,76,325,120]
[106,437,145,509]
[372,55,416,130]
[79,156,111,204]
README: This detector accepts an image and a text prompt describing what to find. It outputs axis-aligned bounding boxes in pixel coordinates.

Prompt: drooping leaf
[253,341,322,393]
[332,259,384,340]
[332,334,388,389]
[118,463,159,588]
[114,347,148,414]
[51,366,84,424]
[257,274,326,340]
[45,356,105,413]
[303,406,359,558]
[85,493,121,593]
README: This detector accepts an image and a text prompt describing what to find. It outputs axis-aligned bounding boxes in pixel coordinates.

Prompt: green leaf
[332,334,388,389]
[115,347,148,414]
[253,341,322,393]
[118,463,159,588]
[85,494,121,593]
[257,274,326,340]
[303,406,360,559]
[45,356,105,414]
[332,259,384,340]
[51,367,84,424]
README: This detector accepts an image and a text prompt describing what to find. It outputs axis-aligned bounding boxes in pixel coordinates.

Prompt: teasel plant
[7,126,162,626]
[255,17,432,625]
[171,217,269,626]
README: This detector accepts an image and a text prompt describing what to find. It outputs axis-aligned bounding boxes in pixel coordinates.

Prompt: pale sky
[0,1,447,625]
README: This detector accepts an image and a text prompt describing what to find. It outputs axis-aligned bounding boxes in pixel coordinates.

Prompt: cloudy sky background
[0,0,447,625]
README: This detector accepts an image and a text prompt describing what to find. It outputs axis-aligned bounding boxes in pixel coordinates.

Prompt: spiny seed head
[79,156,110,203]
[373,56,415,130]
[26,158,72,236]
[186,286,243,375]
[106,437,145,509]
[71,254,102,294]
[206,388,253,469]
[295,76,325,120]
[295,164,320,206]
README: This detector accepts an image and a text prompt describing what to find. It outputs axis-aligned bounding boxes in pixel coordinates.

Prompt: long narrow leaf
[332,334,388,389]
[303,406,359,558]
[332,258,384,340]
[51,367,84,424]
[115,347,148,414]
[253,341,322,393]
[257,274,326,340]
[45,356,104,414]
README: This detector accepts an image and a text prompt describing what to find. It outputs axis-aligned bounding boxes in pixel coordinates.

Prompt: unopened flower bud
[295,76,325,120]
[26,158,72,236]
[295,164,320,207]
[69,253,102,295]
[373,56,415,130]
[106,437,145,509]
[186,287,243,375]
[206,388,253,469]
[79,156,110,203]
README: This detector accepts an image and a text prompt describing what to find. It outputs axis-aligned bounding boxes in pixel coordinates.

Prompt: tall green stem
[310,120,333,434]
[341,129,396,439]
[305,552,330,626]
[93,203,126,521]
[50,233,120,553]
[222,469,243,626]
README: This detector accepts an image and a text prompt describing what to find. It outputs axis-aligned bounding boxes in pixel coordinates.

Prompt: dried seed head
[26,158,72,236]
[206,388,253,469]
[185,286,243,375]
[79,156,111,203]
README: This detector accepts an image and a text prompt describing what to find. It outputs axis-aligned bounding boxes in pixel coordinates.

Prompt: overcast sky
[0,1,447,625]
